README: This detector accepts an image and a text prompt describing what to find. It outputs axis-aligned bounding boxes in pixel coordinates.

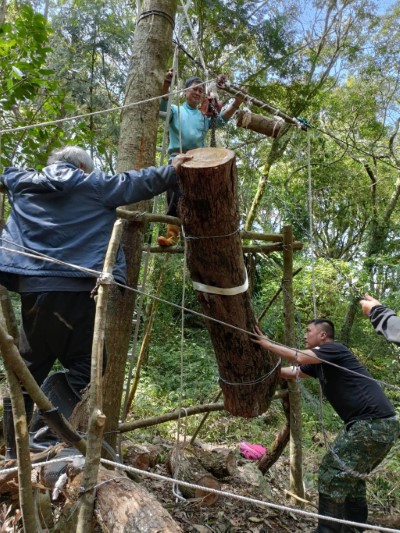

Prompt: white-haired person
[0,145,190,457]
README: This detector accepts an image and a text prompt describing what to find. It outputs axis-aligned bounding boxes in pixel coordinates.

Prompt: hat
[185,76,203,89]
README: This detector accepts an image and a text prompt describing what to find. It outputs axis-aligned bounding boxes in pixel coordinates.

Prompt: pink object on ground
[240,441,267,460]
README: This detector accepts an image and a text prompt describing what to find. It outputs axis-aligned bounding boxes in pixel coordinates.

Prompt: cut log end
[183,147,235,168]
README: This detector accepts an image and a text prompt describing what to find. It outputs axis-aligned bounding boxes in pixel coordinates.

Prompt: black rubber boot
[3,394,34,460]
[342,497,368,532]
[315,493,346,533]
[30,371,81,451]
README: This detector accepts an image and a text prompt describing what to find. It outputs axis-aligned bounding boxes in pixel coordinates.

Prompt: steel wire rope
[1,238,399,394]
[1,454,398,532]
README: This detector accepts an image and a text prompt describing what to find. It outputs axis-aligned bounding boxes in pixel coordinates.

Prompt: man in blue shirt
[157,72,244,246]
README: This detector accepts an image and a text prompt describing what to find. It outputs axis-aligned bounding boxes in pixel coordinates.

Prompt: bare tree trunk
[103,0,177,450]
[179,148,280,417]
[0,0,6,25]
[282,225,304,502]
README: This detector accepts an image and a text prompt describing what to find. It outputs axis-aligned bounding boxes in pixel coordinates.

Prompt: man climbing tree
[0,145,191,457]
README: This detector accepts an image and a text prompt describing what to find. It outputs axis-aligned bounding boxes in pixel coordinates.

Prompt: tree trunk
[282,225,304,502]
[236,110,283,138]
[179,148,280,418]
[168,446,221,505]
[103,0,177,450]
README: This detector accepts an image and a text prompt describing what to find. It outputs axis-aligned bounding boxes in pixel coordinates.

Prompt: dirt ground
[0,436,398,532]
[126,437,399,533]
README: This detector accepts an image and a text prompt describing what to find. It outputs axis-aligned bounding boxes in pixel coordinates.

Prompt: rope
[98,457,400,533]
[0,79,218,136]
[307,128,317,318]
[219,357,281,386]
[0,238,398,393]
[137,9,174,28]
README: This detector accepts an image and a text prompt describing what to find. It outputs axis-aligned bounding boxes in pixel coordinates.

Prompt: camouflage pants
[318,417,399,502]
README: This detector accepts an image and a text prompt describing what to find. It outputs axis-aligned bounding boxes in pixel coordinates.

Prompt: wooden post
[179,147,280,418]
[282,224,305,502]
[77,220,124,532]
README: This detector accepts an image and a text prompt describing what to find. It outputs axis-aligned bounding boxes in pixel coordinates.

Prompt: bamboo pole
[282,224,305,503]
[118,390,288,434]
[146,243,303,254]
[124,255,169,414]
[118,403,225,433]
[77,219,124,532]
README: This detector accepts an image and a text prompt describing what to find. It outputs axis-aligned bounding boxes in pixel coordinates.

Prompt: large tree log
[179,148,280,417]
[39,460,182,532]
[168,446,221,506]
[237,110,283,138]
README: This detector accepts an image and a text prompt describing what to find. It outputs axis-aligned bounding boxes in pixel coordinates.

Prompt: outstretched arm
[360,293,400,345]
[251,325,319,365]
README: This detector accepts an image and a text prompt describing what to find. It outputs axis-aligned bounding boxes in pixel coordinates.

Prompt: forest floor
[0,434,398,531]
[124,436,399,533]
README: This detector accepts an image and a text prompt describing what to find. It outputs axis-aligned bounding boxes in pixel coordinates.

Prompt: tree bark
[41,464,182,532]
[191,446,237,479]
[237,110,283,138]
[179,147,280,418]
[282,225,304,502]
[103,0,178,450]
[168,446,221,505]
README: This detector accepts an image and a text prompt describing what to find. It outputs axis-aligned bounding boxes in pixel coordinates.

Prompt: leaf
[11,66,24,78]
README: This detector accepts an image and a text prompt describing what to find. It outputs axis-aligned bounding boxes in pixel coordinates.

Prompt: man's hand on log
[251,325,272,351]
[171,154,193,175]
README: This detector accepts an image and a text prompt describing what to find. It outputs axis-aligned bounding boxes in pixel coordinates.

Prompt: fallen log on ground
[168,445,221,506]
[191,445,237,479]
[38,456,182,532]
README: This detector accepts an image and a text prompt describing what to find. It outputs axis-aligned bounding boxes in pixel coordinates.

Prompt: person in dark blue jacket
[0,145,190,456]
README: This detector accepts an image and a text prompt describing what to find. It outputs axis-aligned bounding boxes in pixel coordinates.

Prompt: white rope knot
[241,110,252,129]
[98,273,114,285]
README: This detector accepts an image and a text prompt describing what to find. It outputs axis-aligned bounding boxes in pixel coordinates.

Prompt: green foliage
[0,3,65,167]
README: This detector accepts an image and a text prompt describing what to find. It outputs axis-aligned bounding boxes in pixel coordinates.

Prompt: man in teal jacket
[157,72,244,246]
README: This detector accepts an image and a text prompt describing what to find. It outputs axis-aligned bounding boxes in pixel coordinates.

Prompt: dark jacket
[369,305,400,346]
[0,162,177,287]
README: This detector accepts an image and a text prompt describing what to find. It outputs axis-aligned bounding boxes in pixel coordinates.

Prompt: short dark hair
[185,76,203,89]
[307,318,335,339]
